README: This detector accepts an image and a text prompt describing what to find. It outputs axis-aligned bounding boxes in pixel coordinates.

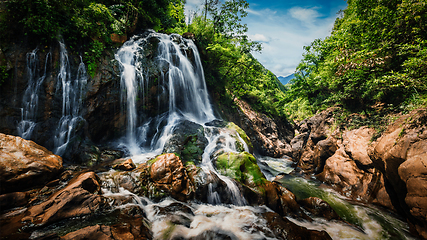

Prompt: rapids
[14,31,419,239]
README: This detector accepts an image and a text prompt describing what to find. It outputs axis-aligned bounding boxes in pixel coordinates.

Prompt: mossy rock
[226,122,253,153]
[163,120,208,165]
[215,152,267,190]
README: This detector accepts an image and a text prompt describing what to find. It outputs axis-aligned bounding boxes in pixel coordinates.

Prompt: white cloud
[247,8,262,16]
[289,7,322,26]
[249,34,270,42]
[184,1,347,77]
[242,3,345,77]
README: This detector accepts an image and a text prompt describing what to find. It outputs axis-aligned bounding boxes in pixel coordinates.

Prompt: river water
[18,32,418,239]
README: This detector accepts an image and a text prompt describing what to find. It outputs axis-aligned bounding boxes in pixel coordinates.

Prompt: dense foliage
[1,0,185,42]
[186,1,287,118]
[285,0,427,120]
[0,0,185,76]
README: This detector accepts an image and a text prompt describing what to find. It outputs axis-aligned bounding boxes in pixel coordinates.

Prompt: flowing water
[258,157,417,240]
[106,32,419,239]
[17,49,50,139]
[53,41,87,156]
[114,32,247,206]
[17,32,419,239]
[115,32,215,157]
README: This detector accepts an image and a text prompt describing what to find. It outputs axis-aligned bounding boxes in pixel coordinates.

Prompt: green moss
[215,152,266,189]
[181,136,204,165]
[226,122,253,151]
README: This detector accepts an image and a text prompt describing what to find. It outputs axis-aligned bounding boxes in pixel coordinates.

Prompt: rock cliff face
[290,107,427,239]
[369,109,427,239]
[224,98,294,158]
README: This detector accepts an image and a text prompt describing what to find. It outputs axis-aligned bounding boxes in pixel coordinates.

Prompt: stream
[16,31,419,240]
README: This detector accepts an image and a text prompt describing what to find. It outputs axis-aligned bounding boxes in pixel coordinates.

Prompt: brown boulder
[299,197,341,221]
[61,225,114,240]
[369,109,427,239]
[0,133,63,194]
[112,158,136,171]
[343,127,375,167]
[61,215,152,240]
[293,108,339,173]
[318,146,385,202]
[262,181,308,219]
[297,137,338,173]
[262,211,332,240]
[21,171,102,226]
[0,192,30,211]
[142,153,195,201]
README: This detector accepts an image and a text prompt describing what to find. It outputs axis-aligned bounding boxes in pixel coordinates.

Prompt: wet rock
[317,146,384,202]
[214,151,307,218]
[192,168,238,204]
[139,153,195,202]
[369,109,427,239]
[299,197,341,221]
[225,122,254,152]
[21,172,103,226]
[153,202,195,228]
[214,152,266,189]
[292,108,337,169]
[112,158,136,171]
[85,51,124,143]
[261,211,332,240]
[61,225,114,240]
[0,192,30,211]
[163,120,208,165]
[343,127,375,167]
[262,181,306,219]
[224,98,294,158]
[0,133,63,194]
[67,139,101,166]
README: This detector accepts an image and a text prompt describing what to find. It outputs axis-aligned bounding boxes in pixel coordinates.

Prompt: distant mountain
[278,74,295,85]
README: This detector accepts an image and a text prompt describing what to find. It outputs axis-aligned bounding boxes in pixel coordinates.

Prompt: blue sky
[185,0,347,77]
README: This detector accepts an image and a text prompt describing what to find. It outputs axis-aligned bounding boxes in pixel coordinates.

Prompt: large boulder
[224,98,294,158]
[0,133,63,194]
[61,217,152,240]
[21,171,103,226]
[214,151,307,219]
[293,108,338,173]
[317,129,389,205]
[139,153,195,202]
[215,152,266,188]
[261,212,332,240]
[162,120,208,165]
[369,109,427,239]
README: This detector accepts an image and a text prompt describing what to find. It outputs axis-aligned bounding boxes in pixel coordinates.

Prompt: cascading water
[53,41,87,156]
[115,32,215,156]
[13,32,419,240]
[115,32,247,205]
[17,49,50,139]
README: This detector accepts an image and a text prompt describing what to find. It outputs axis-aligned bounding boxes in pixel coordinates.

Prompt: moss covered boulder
[226,122,254,153]
[163,120,208,165]
[215,152,266,189]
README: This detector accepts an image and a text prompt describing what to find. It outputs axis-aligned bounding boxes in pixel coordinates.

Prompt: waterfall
[115,32,215,155]
[17,49,50,139]
[53,42,87,156]
[201,126,249,205]
[116,32,247,205]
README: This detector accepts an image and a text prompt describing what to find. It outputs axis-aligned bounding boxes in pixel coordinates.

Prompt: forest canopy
[1,0,426,122]
[284,0,427,120]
